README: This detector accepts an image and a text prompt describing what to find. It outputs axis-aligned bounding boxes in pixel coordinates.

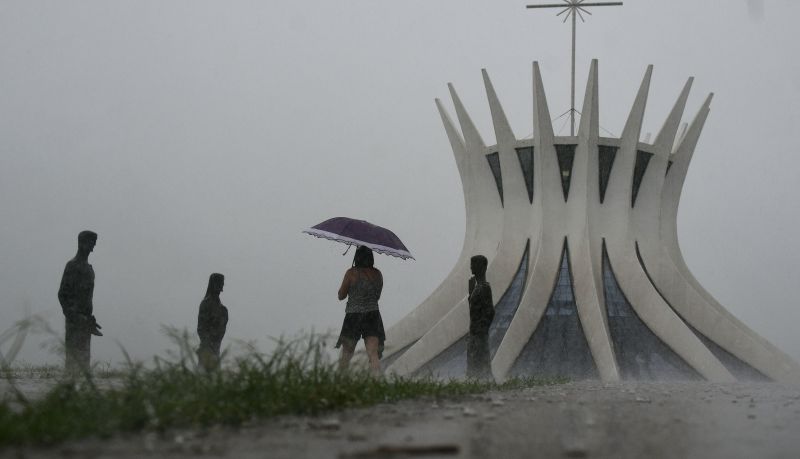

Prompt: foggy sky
[2,0,799,366]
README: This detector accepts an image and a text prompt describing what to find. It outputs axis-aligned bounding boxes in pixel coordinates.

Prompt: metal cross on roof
[526,1,623,135]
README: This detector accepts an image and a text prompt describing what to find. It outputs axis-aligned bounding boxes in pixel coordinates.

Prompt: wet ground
[4,381,800,458]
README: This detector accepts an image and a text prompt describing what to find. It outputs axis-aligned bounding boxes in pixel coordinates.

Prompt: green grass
[0,333,564,447]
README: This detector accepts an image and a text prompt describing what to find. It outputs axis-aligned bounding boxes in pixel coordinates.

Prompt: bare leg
[338,338,356,371]
[364,336,381,376]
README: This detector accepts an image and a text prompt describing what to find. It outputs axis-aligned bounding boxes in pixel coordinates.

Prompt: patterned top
[346,268,381,314]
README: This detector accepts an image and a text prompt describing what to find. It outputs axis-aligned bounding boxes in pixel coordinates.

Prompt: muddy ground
[4,381,800,459]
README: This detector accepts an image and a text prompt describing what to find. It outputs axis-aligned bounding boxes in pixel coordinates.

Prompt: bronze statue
[58,230,102,374]
[197,273,228,371]
[467,254,494,379]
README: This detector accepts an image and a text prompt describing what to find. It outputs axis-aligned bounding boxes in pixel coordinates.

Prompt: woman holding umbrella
[336,246,384,375]
[303,217,412,374]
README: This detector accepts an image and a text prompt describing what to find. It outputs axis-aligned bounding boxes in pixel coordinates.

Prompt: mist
[1,0,799,366]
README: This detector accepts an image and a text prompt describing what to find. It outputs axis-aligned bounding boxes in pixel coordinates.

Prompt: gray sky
[2,0,799,366]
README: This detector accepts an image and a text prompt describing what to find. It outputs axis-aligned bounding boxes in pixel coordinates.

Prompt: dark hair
[78,230,97,243]
[206,273,225,296]
[353,246,374,268]
[471,255,488,276]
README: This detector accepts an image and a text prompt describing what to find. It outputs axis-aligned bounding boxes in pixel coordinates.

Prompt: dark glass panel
[415,336,467,380]
[665,160,674,177]
[555,144,577,201]
[631,150,653,207]
[603,242,702,380]
[486,152,503,206]
[489,240,530,357]
[509,240,599,380]
[691,331,770,382]
[598,145,618,204]
[515,147,535,203]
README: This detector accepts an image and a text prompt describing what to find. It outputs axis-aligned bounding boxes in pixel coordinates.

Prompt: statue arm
[484,285,495,325]
[58,264,77,316]
[88,271,95,315]
[197,302,211,341]
[217,307,229,339]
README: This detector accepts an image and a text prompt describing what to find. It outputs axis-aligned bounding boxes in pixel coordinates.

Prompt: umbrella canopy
[302,217,414,260]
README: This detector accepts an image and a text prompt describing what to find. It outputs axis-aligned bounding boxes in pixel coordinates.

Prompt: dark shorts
[336,310,385,349]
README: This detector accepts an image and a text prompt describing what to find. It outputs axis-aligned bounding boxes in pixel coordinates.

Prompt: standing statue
[467,254,494,380]
[58,230,102,374]
[197,273,228,371]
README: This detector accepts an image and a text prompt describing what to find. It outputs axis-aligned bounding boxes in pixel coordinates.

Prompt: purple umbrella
[302,217,414,260]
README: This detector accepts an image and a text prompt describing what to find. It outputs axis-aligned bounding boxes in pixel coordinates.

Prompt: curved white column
[387,72,530,374]
[605,240,735,381]
[600,65,651,227]
[493,62,567,382]
[632,77,693,235]
[567,60,619,381]
[384,86,503,357]
[386,295,469,376]
[481,69,536,311]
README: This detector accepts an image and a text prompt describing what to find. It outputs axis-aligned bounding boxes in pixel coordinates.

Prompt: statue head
[470,255,488,277]
[353,246,374,268]
[206,273,225,296]
[77,230,97,254]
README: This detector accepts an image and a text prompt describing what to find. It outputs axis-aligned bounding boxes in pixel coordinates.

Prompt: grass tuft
[0,333,564,446]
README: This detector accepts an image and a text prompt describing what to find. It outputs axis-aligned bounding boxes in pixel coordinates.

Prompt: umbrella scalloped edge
[302,228,414,260]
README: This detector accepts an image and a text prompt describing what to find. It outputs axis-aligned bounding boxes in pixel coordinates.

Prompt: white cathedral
[383,60,800,383]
